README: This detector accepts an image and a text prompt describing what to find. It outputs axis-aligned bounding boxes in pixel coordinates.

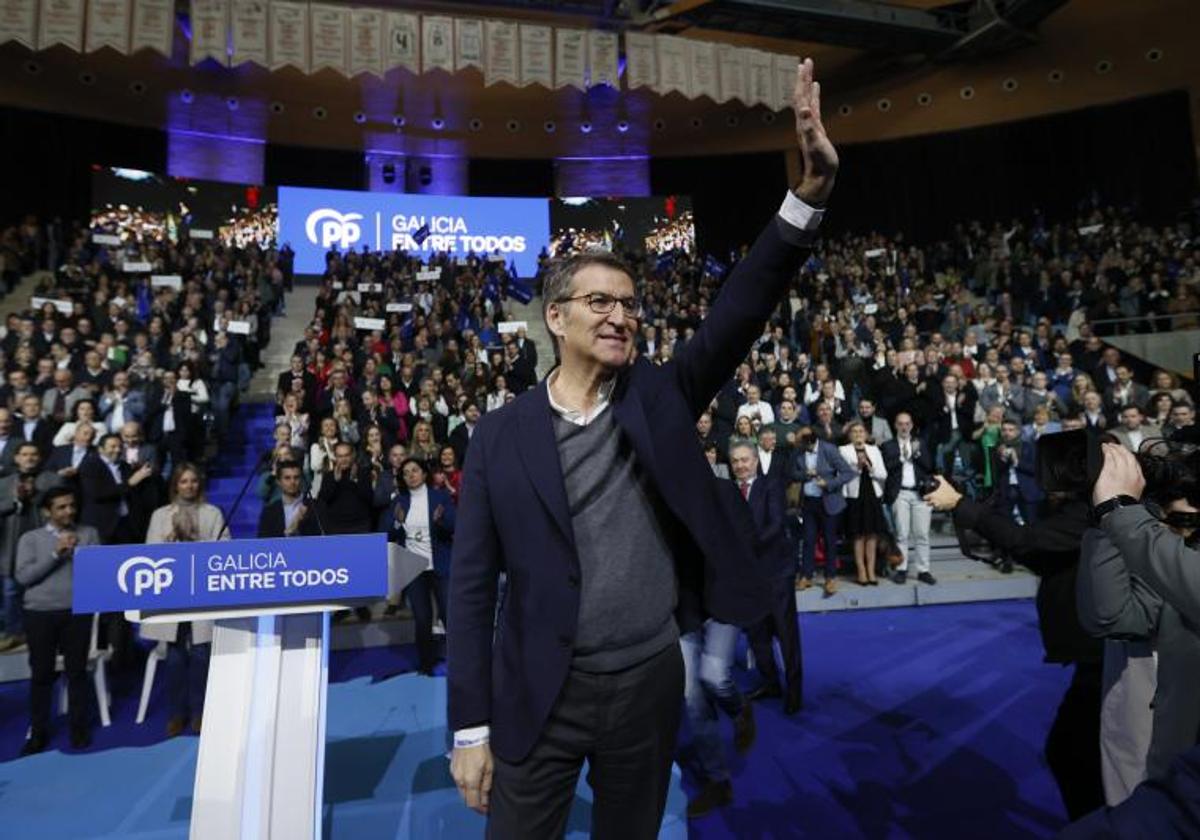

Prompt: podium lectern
[74,533,427,839]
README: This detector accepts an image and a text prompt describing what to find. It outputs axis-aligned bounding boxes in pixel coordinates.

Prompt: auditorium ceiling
[0,0,1197,158]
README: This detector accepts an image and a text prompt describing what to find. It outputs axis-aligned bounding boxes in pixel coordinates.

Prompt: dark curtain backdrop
[263,144,363,191]
[651,151,788,260]
[826,89,1197,241]
[0,106,165,227]
[469,158,555,196]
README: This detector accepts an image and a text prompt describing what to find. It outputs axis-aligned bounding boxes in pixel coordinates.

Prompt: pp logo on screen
[304,209,363,250]
[117,556,176,597]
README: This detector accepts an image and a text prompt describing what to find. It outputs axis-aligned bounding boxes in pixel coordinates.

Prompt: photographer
[925,457,1104,819]
[1061,442,1200,837]
[1076,462,1199,806]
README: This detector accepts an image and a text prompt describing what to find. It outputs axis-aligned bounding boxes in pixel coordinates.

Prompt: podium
[73,533,428,839]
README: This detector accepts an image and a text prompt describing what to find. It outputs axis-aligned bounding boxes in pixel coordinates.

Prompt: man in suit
[257,461,321,538]
[847,397,892,446]
[78,434,156,544]
[98,370,146,434]
[40,369,89,430]
[515,326,538,371]
[146,370,193,476]
[734,443,803,718]
[792,427,856,595]
[386,458,456,675]
[1102,364,1149,420]
[990,418,1045,527]
[678,445,761,818]
[317,442,374,535]
[882,412,936,585]
[755,427,789,486]
[0,407,20,478]
[17,394,54,459]
[1109,405,1164,454]
[276,355,316,404]
[14,486,102,754]
[449,402,481,464]
[448,58,837,836]
[0,443,62,651]
[928,372,978,475]
[46,422,96,486]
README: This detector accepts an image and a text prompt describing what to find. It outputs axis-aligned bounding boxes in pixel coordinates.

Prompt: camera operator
[1061,442,1200,838]
[1076,460,1199,807]
[924,470,1104,819]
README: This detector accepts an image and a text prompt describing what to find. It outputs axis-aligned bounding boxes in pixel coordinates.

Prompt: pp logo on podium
[117,556,177,597]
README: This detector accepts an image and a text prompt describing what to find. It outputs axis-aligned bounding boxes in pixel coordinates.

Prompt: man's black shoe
[19,733,47,757]
[917,572,937,586]
[746,684,782,702]
[733,704,756,755]
[687,780,733,819]
[69,725,92,750]
[892,570,907,584]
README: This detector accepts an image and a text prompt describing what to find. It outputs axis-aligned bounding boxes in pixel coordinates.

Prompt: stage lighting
[432,117,445,130]
[180,89,194,104]
[617,120,630,133]
[580,122,592,134]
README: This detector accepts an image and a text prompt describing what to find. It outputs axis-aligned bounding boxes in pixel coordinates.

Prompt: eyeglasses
[556,292,644,320]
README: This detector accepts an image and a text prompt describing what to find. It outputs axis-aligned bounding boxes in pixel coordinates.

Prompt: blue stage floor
[0,600,1071,839]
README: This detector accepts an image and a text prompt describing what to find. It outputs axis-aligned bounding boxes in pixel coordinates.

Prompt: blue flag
[413,224,430,246]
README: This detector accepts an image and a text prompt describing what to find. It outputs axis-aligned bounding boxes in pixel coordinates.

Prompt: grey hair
[541,249,637,363]
[728,441,757,460]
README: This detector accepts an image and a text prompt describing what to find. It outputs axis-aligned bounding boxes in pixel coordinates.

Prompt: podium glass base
[191,612,330,840]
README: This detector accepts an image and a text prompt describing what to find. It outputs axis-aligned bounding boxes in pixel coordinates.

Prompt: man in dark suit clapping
[257,461,321,538]
[449,58,839,837]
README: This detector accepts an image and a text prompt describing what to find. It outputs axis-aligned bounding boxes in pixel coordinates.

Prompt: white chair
[56,613,113,727]
[136,641,169,724]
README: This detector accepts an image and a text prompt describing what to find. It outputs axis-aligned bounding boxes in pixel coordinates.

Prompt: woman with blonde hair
[139,463,228,737]
[409,419,441,467]
[839,421,889,586]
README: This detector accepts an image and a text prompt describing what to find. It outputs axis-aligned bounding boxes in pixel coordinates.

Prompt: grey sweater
[553,408,678,673]
[14,524,101,612]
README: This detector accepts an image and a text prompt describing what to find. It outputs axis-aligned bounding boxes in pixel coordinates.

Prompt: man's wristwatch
[1091,495,1141,526]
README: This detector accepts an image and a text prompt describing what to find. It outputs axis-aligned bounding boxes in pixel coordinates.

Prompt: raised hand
[793,58,838,206]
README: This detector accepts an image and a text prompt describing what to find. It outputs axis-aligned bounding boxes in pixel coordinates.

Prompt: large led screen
[549,195,694,257]
[278,187,551,276]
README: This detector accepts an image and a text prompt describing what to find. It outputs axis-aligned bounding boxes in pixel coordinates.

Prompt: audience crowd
[2,194,1197,755]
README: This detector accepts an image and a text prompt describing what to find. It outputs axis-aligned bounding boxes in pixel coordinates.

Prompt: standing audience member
[840,422,889,586]
[15,486,101,754]
[0,443,61,651]
[793,427,856,595]
[139,464,228,737]
[882,413,936,585]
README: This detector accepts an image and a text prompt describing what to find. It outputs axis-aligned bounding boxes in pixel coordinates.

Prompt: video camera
[1037,429,1199,507]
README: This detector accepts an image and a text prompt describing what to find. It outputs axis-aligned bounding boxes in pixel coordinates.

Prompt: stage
[0,601,1070,839]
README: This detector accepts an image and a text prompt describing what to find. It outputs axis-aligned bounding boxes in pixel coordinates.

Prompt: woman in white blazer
[139,462,228,737]
[839,421,889,586]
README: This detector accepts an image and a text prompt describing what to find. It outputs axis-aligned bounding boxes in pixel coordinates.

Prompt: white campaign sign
[498,320,527,334]
[354,317,386,331]
[123,261,152,272]
[92,232,122,245]
[151,274,183,289]
[386,302,413,313]
[189,228,215,240]
[31,297,75,315]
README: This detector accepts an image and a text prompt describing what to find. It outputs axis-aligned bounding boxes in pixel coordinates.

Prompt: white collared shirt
[546,370,616,427]
[898,436,917,489]
[757,448,773,476]
[404,484,433,569]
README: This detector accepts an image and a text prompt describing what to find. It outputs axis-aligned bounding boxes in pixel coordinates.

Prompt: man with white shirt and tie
[46,423,96,485]
[881,412,936,585]
[149,370,192,477]
[99,371,146,434]
[79,434,155,545]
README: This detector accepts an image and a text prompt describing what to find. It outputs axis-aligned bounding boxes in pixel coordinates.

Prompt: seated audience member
[15,486,101,754]
[257,461,321,538]
[139,464,228,737]
[386,458,456,675]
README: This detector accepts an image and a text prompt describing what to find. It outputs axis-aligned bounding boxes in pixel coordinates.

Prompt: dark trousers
[800,496,841,579]
[1045,662,1105,820]
[488,643,684,840]
[26,609,91,736]
[747,575,804,705]
[165,622,210,721]
[404,570,447,673]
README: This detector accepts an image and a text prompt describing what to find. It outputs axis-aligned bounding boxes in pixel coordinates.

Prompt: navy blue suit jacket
[789,440,855,515]
[448,214,812,762]
[741,475,793,580]
[384,486,456,579]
